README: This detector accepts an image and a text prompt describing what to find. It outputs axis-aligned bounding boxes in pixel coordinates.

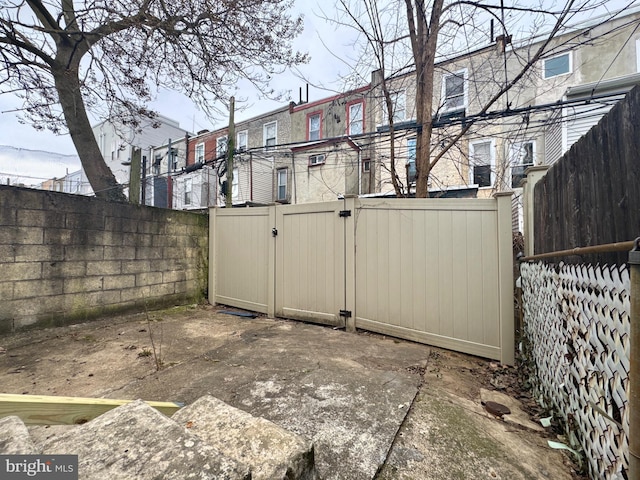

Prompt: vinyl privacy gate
[209,195,514,364]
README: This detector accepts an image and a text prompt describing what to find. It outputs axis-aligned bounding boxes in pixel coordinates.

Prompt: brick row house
[73,8,638,219]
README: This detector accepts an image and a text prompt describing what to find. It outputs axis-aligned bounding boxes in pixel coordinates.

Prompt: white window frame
[263,121,277,149]
[308,113,321,141]
[237,130,248,152]
[348,102,364,135]
[636,38,640,73]
[543,52,572,79]
[362,159,371,173]
[309,154,325,166]
[441,69,467,113]
[184,178,193,205]
[382,91,406,124]
[195,142,205,163]
[216,136,228,158]
[469,139,495,188]
[232,167,239,199]
[509,140,536,189]
[276,168,287,201]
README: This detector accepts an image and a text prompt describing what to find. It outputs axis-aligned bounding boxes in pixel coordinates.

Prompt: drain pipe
[630,237,640,480]
[348,136,362,196]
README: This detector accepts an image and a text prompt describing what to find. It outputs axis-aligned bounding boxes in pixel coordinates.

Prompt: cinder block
[17,209,64,228]
[103,246,136,261]
[43,261,87,278]
[64,276,104,294]
[14,279,63,298]
[162,270,186,283]
[65,212,105,230]
[173,396,316,480]
[86,261,121,276]
[0,281,13,300]
[42,400,251,480]
[136,272,163,286]
[120,286,152,303]
[14,245,64,262]
[103,274,136,291]
[121,260,151,274]
[64,246,104,261]
[44,228,72,245]
[0,227,44,245]
[123,234,153,247]
[0,207,17,226]
[135,247,163,260]
[137,220,163,235]
[2,263,42,281]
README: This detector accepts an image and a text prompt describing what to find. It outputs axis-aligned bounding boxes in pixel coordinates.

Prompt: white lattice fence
[521,262,630,479]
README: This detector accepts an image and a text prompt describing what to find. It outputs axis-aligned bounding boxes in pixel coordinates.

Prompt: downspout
[250,152,254,202]
[348,137,362,196]
[291,153,297,204]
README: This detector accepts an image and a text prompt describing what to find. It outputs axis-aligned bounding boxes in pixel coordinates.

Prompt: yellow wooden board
[0,394,182,425]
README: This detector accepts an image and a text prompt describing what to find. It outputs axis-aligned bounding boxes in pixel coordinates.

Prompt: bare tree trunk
[408,0,444,198]
[53,63,126,202]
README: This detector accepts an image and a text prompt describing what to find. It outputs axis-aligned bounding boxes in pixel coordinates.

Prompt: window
[510,141,535,188]
[383,91,406,123]
[276,168,287,201]
[170,148,178,171]
[153,154,162,175]
[362,159,371,173]
[309,154,325,166]
[195,143,205,163]
[470,140,494,187]
[216,136,227,158]
[307,113,321,141]
[442,70,466,112]
[184,178,192,205]
[407,138,417,183]
[348,101,364,135]
[543,53,571,79]
[237,130,248,152]
[636,38,640,73]
[232,167,239,199]
[264,121,277,149]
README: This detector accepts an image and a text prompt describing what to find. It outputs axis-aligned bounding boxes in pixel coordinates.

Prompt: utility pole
[225,96,235,208]
[129,148,141,205]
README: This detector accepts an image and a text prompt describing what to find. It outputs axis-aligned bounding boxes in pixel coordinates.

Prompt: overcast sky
[0,0,357,183]
[0,0,634,184]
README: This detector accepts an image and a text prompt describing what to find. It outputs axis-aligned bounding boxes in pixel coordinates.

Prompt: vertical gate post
[522,165,549,257]
[495,192,515,365]
[267,205,276,318]
[629,238,640,479]
[343,196,357,332]
[208,206,217,305]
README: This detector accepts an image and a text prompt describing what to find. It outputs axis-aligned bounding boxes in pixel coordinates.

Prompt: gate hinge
[339,309,352,318]
[339,210,351,218]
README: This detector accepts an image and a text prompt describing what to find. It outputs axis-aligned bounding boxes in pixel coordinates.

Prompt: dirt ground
[0,304,583,479]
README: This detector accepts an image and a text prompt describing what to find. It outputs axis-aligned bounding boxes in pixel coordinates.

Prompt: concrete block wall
[0,186,208,333]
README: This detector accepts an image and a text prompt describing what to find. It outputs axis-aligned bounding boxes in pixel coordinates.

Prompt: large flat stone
[173,395,316,480]
[0,416,37,454]
[41,400,250,480]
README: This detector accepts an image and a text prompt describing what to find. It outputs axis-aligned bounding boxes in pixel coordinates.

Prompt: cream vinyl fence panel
[354,196,513,362]
[209,207,273,314]
[209,195,514,364]
[275,201,346,327]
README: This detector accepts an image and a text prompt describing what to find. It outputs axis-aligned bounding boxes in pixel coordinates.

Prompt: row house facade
[133,8,639,216]
[367,8,640,229]
[92,114,190,200]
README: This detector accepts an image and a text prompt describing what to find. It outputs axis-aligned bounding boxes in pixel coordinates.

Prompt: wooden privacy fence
[209,194,514,364]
